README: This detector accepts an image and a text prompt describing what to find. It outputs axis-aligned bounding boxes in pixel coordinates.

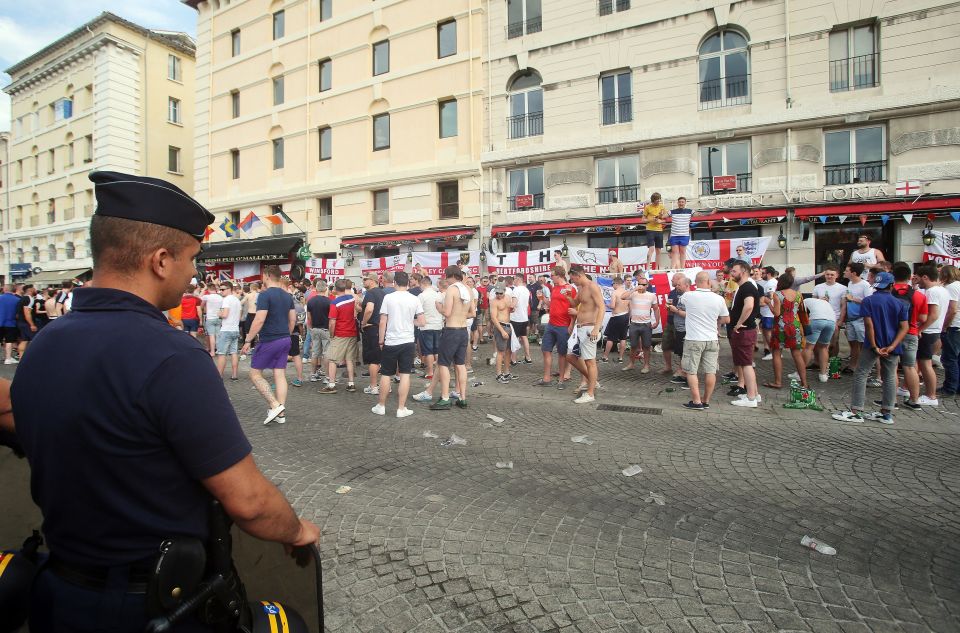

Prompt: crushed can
[829,356,842,379]
[783,379,824,411]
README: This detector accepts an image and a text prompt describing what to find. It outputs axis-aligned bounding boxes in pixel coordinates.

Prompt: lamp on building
[458,252,470,266]
[407,247,413,264]
[922,222,936,247]
[777,227,787,249]
[343,249,355,266]
[561,239,569,258]
[479,250,487,262]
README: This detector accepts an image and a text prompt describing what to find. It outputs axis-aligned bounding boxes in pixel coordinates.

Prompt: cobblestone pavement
[4,338,960,633]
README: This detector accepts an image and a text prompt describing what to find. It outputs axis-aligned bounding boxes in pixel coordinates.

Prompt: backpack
[891,284,917,322]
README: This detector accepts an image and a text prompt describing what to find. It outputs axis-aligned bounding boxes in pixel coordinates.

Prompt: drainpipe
[786,127,792,267]
[485,0,494,259]
[784,0,792,109]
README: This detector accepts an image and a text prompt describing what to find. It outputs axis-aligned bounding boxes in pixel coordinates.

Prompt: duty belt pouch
[146,538,207,618]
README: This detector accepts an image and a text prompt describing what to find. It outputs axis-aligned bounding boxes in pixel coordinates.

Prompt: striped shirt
[670,208,694,237]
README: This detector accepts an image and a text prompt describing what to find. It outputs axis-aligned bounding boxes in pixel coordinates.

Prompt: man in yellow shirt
[640,192,667,268]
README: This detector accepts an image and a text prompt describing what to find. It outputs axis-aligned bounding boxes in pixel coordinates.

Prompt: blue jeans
[941,327,960,393]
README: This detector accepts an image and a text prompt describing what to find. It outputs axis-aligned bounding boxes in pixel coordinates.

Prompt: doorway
[814,222,893,273]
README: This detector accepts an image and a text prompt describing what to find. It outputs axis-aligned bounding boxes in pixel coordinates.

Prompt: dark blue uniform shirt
[11,288,252,567]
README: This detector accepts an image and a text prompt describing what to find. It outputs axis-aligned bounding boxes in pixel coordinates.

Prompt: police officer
[9,171,321,632]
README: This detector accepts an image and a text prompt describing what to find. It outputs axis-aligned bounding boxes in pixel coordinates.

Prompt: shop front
[340,225,480,276]
[197,235,306,282]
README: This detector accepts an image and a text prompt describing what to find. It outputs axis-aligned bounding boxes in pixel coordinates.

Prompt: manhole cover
[597,404,662,415]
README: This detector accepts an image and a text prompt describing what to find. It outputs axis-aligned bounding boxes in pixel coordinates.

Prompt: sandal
[763,382,783,389]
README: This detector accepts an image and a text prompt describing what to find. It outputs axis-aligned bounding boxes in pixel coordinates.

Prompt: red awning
[793,196,960,218]
[341,227,476,246]
[490,208,787,236]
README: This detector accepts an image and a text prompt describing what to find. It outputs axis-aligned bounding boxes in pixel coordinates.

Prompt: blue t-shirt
[255,287,294,343]
[861,291,909,354]
[0,292,21,327]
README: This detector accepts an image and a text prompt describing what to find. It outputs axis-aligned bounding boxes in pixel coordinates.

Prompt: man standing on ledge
[10,171,319,633]
[567,265,605,403]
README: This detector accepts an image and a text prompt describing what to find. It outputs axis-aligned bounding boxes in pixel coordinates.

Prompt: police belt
[48,555,153,593]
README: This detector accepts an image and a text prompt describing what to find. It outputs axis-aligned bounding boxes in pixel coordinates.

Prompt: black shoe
[346,383,357,393]
[455,399,468,409]
[722,372,737,380]
[682,401,705,410]
[727,386,746,397]
[523,358,533,364]
[429,398,452,410]
[669,375,687,384]
[903,401,922,410]
[361,371,371,377]
[600,357,609,363]
[874,399,899,410]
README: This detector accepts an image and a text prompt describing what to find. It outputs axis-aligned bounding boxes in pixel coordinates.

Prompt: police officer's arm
[203,455,319,547]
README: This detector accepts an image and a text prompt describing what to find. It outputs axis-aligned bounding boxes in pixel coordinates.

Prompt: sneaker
[621,365,635,372]
[497,375,510,384]
[471,345,478,351]
[413,391,433,402]
[346,383,357,393]
[309,373,321,383]
[818,374,829,383]
[363,385,380,395]
[682,401,705,410]
[917,395,939,406]
[263,404,285,425]
[653,344,662,353]
[3,358,17,365]
[722,372,737,381]
[449,390,461,400]
[832,410,863,422]
[556,380,567,390]
[727,386,747,397]
[897,387,910,397]
[640,367,650,374]
[533,378,553,386]
[873,400,899,410]
[508,373,520,381]
[731,397,758,408]
[397,408,414,418]
[679,383,691,390]
[455,399,468,409]
[371,404,386,416]
[318,384,337,394]
[787,372,800,381]
[360,371,370,377]
[879,413,894,425]
[670,375,687,384]
[275,416,286,424]
[762,353,773,361]
[291,378,303,387]
[614,358,623,363]
[574,393,596,404]
[600,357,609,363]
[903,400,922,410]
[467,368,475,374]
[737,393,762,403]
[429,398,452,410]
[866,378,882,388]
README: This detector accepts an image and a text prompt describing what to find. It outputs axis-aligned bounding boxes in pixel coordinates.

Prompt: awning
[341,226,477,246]
[793,196,960,219]
[491,209,787,236]
[198,235,303,264]
[27,268,90,285]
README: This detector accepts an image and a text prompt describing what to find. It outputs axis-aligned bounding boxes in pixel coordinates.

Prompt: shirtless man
[849,234,885,267]
[607,250,624,275]
[566,265,606,404]
[488,282,513,383]
[429,265,475,410]
[602,277,630,362]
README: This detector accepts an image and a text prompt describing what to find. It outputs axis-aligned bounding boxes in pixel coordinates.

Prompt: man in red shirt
[179,285,203,338]
[534,266,577,388]
[892,261,928,409]
[318,279,359,394]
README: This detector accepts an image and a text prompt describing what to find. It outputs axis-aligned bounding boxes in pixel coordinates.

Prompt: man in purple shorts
[241,265,295,425]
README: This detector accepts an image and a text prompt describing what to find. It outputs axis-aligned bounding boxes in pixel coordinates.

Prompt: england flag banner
[412,251,480,276]
[570,246,648,274]
[360,254,406,274]
[645,268,701,332]
[922,231,960,266]
[485,248,555,275]
[304,258,345,281]
[684,236,771,270]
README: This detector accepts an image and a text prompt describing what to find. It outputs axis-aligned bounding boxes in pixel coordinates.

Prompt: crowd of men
[0,280,79,364]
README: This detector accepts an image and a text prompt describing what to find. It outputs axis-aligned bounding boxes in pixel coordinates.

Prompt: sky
[0,1,198,132]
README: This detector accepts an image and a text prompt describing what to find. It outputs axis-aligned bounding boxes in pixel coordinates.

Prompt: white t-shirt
[922,285,951,334]
[629,291,657,324]
[510,285,531,323]
[202,293,223,320]
[418,287,443,330]
[679,289,729,342]
[946,281,960,329]
[845,279,873,318]
[759,278,777,318]
[381,290,424,345]
[220,295,243,332]
[850,249,880,266]
[803,297,835,322]
[813,282,846,320]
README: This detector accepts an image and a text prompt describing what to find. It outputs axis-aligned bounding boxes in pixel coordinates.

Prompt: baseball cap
[873,272,895,289]
[494,282,506,294]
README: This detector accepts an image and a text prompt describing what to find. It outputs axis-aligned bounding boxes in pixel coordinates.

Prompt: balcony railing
[506,16,542,39]
[824,161,886,186]
[699,173,752,195]
[508,193,545,211]
[829,53,879,92]
[373,208,390,225]
[507,112,544,139]
[63,207,75,221]
[698,74,750,110]
[596,185,639,204]
[600,97,632,125]
[439,202,459,220]
[598,0,630,15]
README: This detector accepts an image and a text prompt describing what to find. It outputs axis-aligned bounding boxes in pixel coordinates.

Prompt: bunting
[203,226,215,241]
[903,214,913,225]
[219,218,239,237]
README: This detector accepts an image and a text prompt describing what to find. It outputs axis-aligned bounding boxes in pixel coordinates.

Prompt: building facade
[1,13,196,285]
[481,0,960,274]
[184,0,485,275]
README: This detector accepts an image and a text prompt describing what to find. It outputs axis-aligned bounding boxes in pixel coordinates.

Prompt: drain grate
[597,404,662,415]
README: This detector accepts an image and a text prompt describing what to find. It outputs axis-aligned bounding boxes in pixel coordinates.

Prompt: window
[319,59,332,92]
[829,23,878,91]
[231,90,240,118]
[231,149,240,179]
[373,40,389,76]
[273,138,285,169]
[596,156,638,203]
[66,142,74,167]
[699,141,751,194]
[373,189,389,225]
[32,154,39,178]
[439,181,459,219]
[439,99,457,138]
[47,149,55,174]
[438,20,456,58]
[168,97,181,123]
[84,135,93,162]
[507,71,543,139]
[231,29,241,56]
[600,71,631,125]
[507,166,544,211]
[54,98,73,121]
[229,210,241,228]
[269,205,284,235]
[320,0,332,21]
[273,76,284,105]
[373,113,390,150]
[598,0,630,16]
[507,0,542,39]
[16,161,22,183]
[273,10,285,40]
[319,126,332,160]
[588,234,646,249]
[698,28,750,109]
[65,242,75,259]
[16,248,23,263]
[46,200,55,224]
[824,126,885,185]
[168,146,181,173]
[31,247,39,261]
[318,197,332,230]
[48,245,57,262]
[168,54,182,81]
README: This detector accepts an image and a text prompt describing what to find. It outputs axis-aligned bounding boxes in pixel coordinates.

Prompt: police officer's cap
[89,171,214,241]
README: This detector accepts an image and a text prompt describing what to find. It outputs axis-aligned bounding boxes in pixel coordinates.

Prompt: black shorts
[646,231,664,249]
[18,322,35,342]
[604,314,629,343]
[511,320,528,338]
[438,327,468,367]
[362,326,382,364]
[918,332,939,361]
[672,330,685,357]
[471,318,479,332]
[288,334,300,357]
[0,327,19,344]
[380,342,415,376]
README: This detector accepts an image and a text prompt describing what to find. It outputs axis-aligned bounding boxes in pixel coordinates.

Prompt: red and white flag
[485,248,555,275]
[304,258,345,281]
[412,251,480,276]
[895,180,922,196]
[360,255,406,274]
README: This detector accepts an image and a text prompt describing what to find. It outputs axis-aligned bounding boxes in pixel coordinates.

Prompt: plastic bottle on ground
[800,535,837,555]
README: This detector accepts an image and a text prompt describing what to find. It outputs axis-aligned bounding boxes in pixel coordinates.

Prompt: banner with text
[412,251,480,277]
[922,231,960,266]
[304,258,345,281]
[485,248,555,276]
[570,246,649,274]
[683,237,770,270]
[360,254,406,275]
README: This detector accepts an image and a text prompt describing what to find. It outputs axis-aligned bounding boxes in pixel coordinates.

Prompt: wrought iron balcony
[507,112,544,139]
[596,185,639,204]
[698,74,750,110]
[829,53,879,92]
[506,16,542,39]
[824,161,886,186]
[600,97,632,125]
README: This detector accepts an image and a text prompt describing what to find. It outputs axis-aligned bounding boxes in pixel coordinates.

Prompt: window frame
[697,28,751,109]
[507,166,545,211]
[272,138,285,170]
[439,99,458,138]
[273,10,285,40]
[699,140,752,194]
[319,0,332,21]
[373,113,390,151]
[272,76,285,106]
[168,146,182,174]
[599,70,632,125]
[230,149,240,180]
[168,97,181,124]
[168,54,182,82]
[372,40,390,76]
[318,126,332,161]
[318,58,332,92]
[373,189,390,225]
[231,90,240,118]
[231,29,241,57]
[507,78,544,139]
[506,0,543,39]
[828,22,879,92]
[318,197,333,231]
[595,155,639,203]
[823,125,887,186]
[437,19,457,58]
[438,181,459,220]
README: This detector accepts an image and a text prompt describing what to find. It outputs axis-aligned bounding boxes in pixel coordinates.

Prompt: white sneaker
[731,397,758,408]
[917,395,939,407]
[866,378,882,388]
[3,358,17,365]
[818,374,829,383]
[412,391,433,402]
[364,385,380,395]
[276,416,286,424]
[832,410,863,422]
[738,393,762,403]
[762,353,773,361]
[450,391,462,400]
[574,393,595,404]
[897,387,910,397]
[371,404,386,415]
[263,404,285,425]
[397,408,414,418]
[653,344,662,353]
[787,372,799,381]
